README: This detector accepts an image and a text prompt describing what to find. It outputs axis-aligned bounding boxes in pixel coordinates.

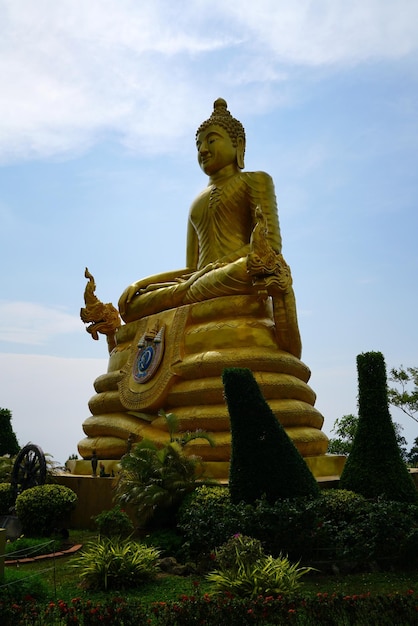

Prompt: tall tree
[388,365,418,424]
[222,367,319,505]
[327,413,408,461]
[0,408,20,456]
[340,352,417,503]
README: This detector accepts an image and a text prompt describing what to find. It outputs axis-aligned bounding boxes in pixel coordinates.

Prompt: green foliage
[316,498,418,562]
[5,536,58,558]
[143,527,185,560]
[215,534,265,572]
[207,534,313,598]
[179,485,418,566]
[407,436,418,467]
[0,569,49,603]
[0,456,14,482]
[0,482,14,514]
[15,484,77,536]
[388,365,418,423]
[0,408,19,456]
[178,485,249,559]
[93,505,134,538]
[340,352,418,503]
[327,413,408,461]
[116,439,205,529]
[158,408,216,447]
[327,414,358,455]
[222,367,320,504]
[72,537,160,590]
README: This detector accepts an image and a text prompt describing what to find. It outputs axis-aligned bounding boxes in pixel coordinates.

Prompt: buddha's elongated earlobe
[236,135,245,169]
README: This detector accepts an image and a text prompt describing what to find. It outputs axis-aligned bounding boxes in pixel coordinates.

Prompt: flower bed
[1,589,416,625]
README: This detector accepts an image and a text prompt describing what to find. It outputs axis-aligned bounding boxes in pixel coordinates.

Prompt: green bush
[93,505,134,538]
[340,352,418,503]
[178,486,250,560]
[143,528,185,560]
[222,368,320,504]
[178,487,320,562]
[0,457,14,483]
[179,486,418,566]
[15,484,77,536]
[207,534,313,598]
[310,494,418,562]
[0,482,14,514]
[72,537,160,590]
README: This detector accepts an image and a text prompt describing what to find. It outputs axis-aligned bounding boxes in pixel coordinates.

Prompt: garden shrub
[340,352,418,503]
[0,482,14,514]
[144,527,185,560]
[15,484,77,536]
[0,457,14,483]
[207,533,314,598]
[72,537,160,590]
[244,496,322,560]
[179,486,418,566]
[93,505,134,537]
[177,485,250,560]
[222,367,320,504]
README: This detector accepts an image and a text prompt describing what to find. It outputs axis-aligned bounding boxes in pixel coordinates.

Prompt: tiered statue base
[78,294,329,481]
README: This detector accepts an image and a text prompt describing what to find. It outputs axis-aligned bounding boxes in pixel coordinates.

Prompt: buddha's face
[196,124,237,176]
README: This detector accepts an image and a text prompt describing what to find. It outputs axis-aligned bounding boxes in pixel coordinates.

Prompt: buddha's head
[196,98,246,173]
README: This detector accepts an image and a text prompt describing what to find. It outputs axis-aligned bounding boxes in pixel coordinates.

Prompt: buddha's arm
[118,268,190,318]
[246,171,282,253]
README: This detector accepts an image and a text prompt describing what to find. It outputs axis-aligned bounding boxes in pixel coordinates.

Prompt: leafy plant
[93,505,134,538]
[0,457,14,483]
[0,482,14,514]
[207,534,313,598]
[72,537,160,590]
[178,485,249,560]
[116,439,206,528]
[15,484,77,536]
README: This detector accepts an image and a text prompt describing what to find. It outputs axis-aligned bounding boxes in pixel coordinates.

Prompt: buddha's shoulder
[240,170,274,188]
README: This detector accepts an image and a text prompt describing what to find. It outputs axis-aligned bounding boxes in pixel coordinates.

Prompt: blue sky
[1,0,418,464]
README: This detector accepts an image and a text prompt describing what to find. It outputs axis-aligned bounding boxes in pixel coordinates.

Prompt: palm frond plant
[116,438,211,529]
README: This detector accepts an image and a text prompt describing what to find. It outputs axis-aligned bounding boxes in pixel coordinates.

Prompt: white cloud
[0,301,80,345]
[0,1,417,163]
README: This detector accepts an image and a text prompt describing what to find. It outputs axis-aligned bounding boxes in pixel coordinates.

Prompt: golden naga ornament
[78,99,330,480]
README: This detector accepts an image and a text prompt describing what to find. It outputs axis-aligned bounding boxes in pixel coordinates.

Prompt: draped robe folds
[118,171,299,356]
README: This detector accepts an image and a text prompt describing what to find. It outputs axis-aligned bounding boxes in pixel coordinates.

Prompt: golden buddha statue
[79,98,329,479]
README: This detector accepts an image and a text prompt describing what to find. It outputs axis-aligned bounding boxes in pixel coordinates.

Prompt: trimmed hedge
[340,352,417,503]
[222,367,319,504]
[178,486,418,565]
[15,484,77,536]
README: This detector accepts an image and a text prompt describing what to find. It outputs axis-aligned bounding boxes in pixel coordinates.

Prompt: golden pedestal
[78,294,329,481]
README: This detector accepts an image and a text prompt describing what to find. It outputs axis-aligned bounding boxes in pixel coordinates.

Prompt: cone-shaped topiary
[222,367,320,504]
[340,351,417,503]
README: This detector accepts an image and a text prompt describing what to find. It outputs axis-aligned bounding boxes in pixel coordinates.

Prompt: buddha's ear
[236,135,245,169]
